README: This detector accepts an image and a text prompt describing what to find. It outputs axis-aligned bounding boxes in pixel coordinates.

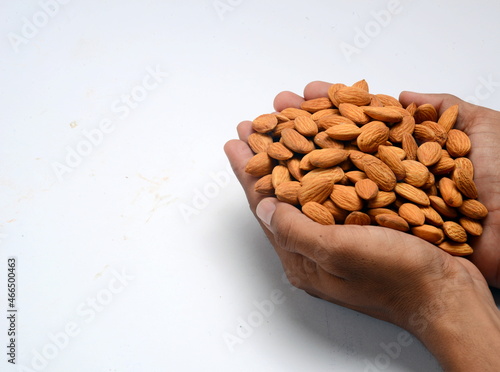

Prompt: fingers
[303,81,332,100]
[236,120,253,141]
[273,81,333,112]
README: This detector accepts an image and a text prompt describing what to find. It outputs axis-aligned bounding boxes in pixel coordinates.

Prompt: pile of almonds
[245,80,488,256]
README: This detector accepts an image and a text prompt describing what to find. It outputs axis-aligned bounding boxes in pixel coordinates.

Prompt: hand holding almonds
[245,80,488,256]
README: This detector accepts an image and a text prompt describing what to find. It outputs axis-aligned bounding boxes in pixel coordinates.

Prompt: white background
[1,1,500,371]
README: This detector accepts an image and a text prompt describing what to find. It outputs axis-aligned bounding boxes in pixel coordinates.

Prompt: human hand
[224,81,500,370]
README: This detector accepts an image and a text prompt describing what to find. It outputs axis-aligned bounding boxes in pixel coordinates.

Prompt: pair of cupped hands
[224,81,500,370]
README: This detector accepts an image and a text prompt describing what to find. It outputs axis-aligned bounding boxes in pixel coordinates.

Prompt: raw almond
[313,131,345,149]
[302,202,334,225]
[363,156,397,191]
[345,211,371,225]
[352,79,369,92]
[437,104,459,132]
[308,149,349,168]
[254,174,274,195]
[275,181,301,204]
[300,97,333,112]
[429,195,458,219]
[398,203,425,226]
[271,165,291,188]
[327,83,347,107]
[286,158,305,181]
[417,141,443,166]
[454,157,474,179]
[363,106,404,122]
[405,102,418,116]
[294,116,319,137]
[438,241,473,256]
[378,145,406,180]
[414,104,438,123]
[345,170,368,183]
[311,108,340,121]
[280,107,311,120]
[252,114,278,133]
[421,121,448,146]
[281,128,315,154]
[438,177,463,208]
[419,206,444,226]
[325,123,362,141]
[442,221,467,243]
[411,225,445,244]
[459,217,483,236]
[322,199,349,223]
[429,155,456,176]
[402,133,418,160]
[375,94,402,107]
[272,120,295,137]
[389,116,415,143]
[394,183,430,206]
[375,214,410,232]
[458,199,488,219]
[357,121,390,153]
[334,86,372,106]
[267,142,294,160]
[298,176,334,206]
[245,152,275,177]
[248,132,273,153]
[402,160,429,187]
[452,167,478,199]
[355,178,379,200]
[339,103,370,124]
[446,129,471,157]
[366,191,396,208]
[330,185,364,211]
[413,124,437,143]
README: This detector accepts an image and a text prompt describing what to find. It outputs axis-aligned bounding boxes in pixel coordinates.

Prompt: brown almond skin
[254,174,274,195]
[429,195,458,218]
[394,183,430,206]
[313,131,345,149]
[252,113,278,133]
[411,225,445,244]
[442,221,468,243]
[459,217,483,236]
[271,165,291,188]
[438,104,459,132]
[339,103,371,124]
[389,116,416,143]
[363,156,397,191]
[308,149,349,168]
[402,133,418,160]
[414,103,438,123]
[458,199,489,219]
[325,124,362,141]
[294,116,319,137]
[355,178,379,200]
[281,128,315,154]
[439,177,463,208]
[417,142,443,166]
[334,86,372,106]
[248,132,273,153]
[345,211,371,225]
[375,94,402,107]
[446,129,471,157]
[452,167,479,199]
[298,176,334,206]
[357,121,390,153]
[378,146,406,180]
[286,158,305,181]
[363,106,404,122]
[300,97,333,113]
[245,152,275,177]
[366,191,397,208]
[267,142,293,160]
[328,83,347,107]
[421,121,448,146]
[398,203,425,226]
[375,214,410,232]
[419,206,444,226]
[330,185,364,211]
[280,107,311,120]
[402,160,429,188]
[322,199,349,223]
[275,181,301,205]
[438,241,473,256]
[302,202,334,225]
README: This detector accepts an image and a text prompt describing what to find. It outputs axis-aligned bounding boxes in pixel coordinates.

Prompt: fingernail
[256,199,276,229]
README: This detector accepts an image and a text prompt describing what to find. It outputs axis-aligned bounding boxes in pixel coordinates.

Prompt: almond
[398,203,425,226]
[301,167,345,185]
[327,83,347,107]
[402,133,418,160]
[366,191,396,208]
[454,157,474,179]
[419,206,444,226]
[458,199,488,219]
[311,108,340,121]
[248,132,273,153]
[281,128,315,154]
[254,174,274,195]
[413,124,437,143]
[370,95,384,107]
[411,225,445,244]
[299,152,315,171]
[352,79,369,92]
[313,131,345,149]
[446,129,471,157]
[414,103,438,123]
[421,121,448,146]
[345,211,371,225]
[298,176,334,206]
[375,94,402,107]
[375,214,410,232]
[429,195,458,218]
[363,156,397,191]
[345,170,368,183]
[438,177,463,208]
[417,141,443,166]
[334,86,372,106]
[252,114,278,133]
[378,145,406,180]
[294,116,319,137]
[366,208,398,223]
[308,149,349,168]
[302,202,334,225]
[459,217,483,236]
[275,181,301,204]
[286,158,305,181]
[402,160,429,188]
[330,185,364,211]
[442,221,467,243]
[452,167,478,199]
[437,104,459,132]
[389,116,415,143]
[438,241,473,256]
[271,165,291,188]
[272,120,295,137]
[405,102,418,116]
[325,124,362,141]
[322,199,349,223]
[429,155,456,176]
[357,121,390,153]
[245,152,275,177]
[339,103,370,124]
[363,106,404,122]
[300,97,333,112]
[267,142,294,160]
[355,178,379,200]
[394,183,430,206]
[280,107,311,120]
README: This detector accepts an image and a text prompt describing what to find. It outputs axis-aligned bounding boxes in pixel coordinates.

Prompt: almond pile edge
[244,80,488,257]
